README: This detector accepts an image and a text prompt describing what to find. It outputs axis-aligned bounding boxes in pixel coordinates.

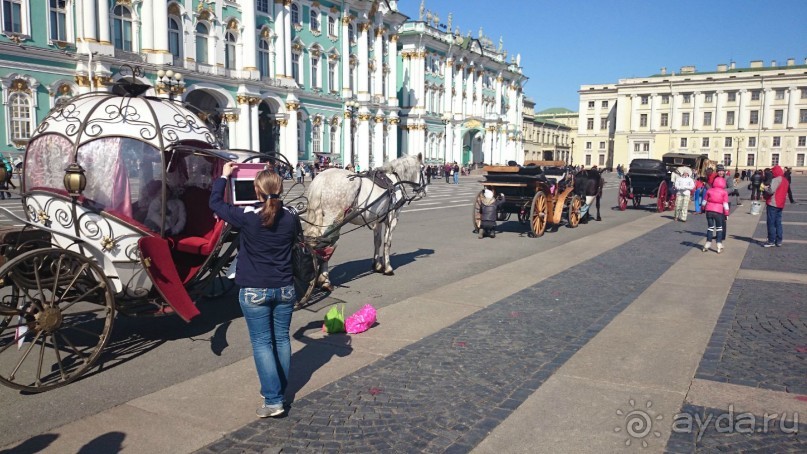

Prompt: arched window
[310,9,319,32]
[312,123,321,154]
[112,5,133,51]
[225,31,236,69]
[168,16,182,59]
[258,39,270,78]
[9,92,32,141]
[297,117,305,155]
[290,3,299,24]
[195,22,209,64]
[291,52,300,83]
[327,16,336,36]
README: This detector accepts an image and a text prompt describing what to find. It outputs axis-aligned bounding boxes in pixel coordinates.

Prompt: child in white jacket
[673,171,695,222]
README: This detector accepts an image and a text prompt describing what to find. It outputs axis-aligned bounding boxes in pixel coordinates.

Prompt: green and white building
[0,0,525,167]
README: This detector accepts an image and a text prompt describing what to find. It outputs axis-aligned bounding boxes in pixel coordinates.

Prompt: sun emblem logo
[615,399,663,448]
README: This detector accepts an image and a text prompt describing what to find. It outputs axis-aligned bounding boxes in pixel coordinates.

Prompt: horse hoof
[596,217,602,221]
[321,282,333,292]
[383,270,395,276]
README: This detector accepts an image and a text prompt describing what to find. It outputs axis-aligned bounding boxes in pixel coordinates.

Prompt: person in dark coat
[750,169,763,201]
[784,167,795,203]
[478,189,505,239]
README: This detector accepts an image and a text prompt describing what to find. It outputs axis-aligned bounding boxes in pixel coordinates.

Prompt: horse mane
[379,154,421,182]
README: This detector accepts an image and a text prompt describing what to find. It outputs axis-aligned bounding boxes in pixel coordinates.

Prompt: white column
[357,109,370,169]
[283,1,292,78]
[97,0,110,44]
[465,64,474,114]
[649,94,658,130]
[455,65,465,113]
[373,27,383,98]
[388,114,399,159]
[387,35,398,106]
[341,16,350,95]
[241,0,257,72]
[692,92,701,131]
[737,89,748,130]
[786,86,798,128]
[413,51,425,113]
[141,0,154,51]
[762,89,773,129]
[286,99,299,168]
[343,112,353,166]
[714,90,724,131]
[494,75,502,117]
[445,121,453,163]
[373,113,384,165]
[444,57,453,112]
[275,1,286,77]
[250,102,260,150]
[483,127,492,164]
[237,97,251,149]
[83,0,97,42]
[631,95,641,131]
[475,69,483,116]
[153,0,168,51]
[357,22,370,99]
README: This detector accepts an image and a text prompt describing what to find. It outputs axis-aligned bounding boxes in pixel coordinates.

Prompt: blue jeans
[239,285,296,406]
[766,205,783,245]
[453,172,459,184]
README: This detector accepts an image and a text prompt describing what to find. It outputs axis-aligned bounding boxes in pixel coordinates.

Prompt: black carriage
[618,159,675,212]
[474,161,582,237]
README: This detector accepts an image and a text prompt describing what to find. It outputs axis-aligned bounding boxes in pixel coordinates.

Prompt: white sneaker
[717,243,723,254]
[703,242,712,252]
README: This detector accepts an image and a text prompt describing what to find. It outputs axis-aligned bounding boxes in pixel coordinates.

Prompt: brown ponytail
[254,170,284,228]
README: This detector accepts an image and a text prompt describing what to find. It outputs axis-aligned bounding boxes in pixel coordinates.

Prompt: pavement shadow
[0,434,58,454]
[286,321,353,403]
[729,234,758,244]
[326,248,434,287]
[76,432,126,454]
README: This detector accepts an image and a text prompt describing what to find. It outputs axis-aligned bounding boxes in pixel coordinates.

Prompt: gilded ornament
[389,34,398,42]
[341,16,352,25]
[75,75,90,87]
[374,116,385,123]
[388,118,400,124]
[359,23,371,32]
[100,236,117,252]
[223,113,240,122]
[358,113,372,121]
[343,111,352,119]
[11,79,30,93]
[285,101,300,110]
[237,94,250,104]
[277,119,288,126]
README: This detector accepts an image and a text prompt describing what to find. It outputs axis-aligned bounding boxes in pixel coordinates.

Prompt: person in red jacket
[762,165,790,247]
[701,176,729,253]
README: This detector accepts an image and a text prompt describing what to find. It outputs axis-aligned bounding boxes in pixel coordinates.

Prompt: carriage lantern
[63,162,86,195]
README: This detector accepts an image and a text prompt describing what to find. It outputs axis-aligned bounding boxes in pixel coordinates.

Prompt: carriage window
[24,134,74,191]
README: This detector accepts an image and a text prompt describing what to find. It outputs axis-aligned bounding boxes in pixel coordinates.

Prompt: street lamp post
[156,69,184,101]
[570,138,574,167]
[441,112,451,163]
[734,136,743,175]
[345,100,360,167]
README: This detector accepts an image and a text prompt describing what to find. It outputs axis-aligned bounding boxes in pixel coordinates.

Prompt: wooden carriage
[618,158,675,212]
[474,160,582,237]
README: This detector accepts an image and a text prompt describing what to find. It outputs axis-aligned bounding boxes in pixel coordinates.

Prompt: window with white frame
[257,0,269,14]
[297,116,305,155]
[258,39,270,78]
[312,123,321,154]
[681,112,690,126]
[291,52,300,83]
[600,117,607,129]
[725,111,735,126]
[311,55,320,88]
[585,154,591,166]
[585,141,591,150]
[599,141,605,150]
[49,0,67,41]
[771,153,780,166]
[168,16,182,59]
[310,9,320,32]
[751,90,760,101]
[195,22,209,64]
[775,89,785,100]
[225,31,236,69]
[661,94,669,104]
[799,136,806,147]
[683,93,691,103]
[639,114,647,127]
[680,138,688,148]
[723,154,731,166]
[773,136,781,147]
[112,5,133,51]
[799,109,807,123]
[598,154,605,166]
[328,15,336,36]
[703,111,712,126]
[773,109,783,124]
[661,113,669,127]
[705,93,713,103]
[291,3,299,24]
[2,0,24,34]
[747,154,755,166]
[586,118,593,130]
[702,137,709,148]
[727,91,737,102]
[748,136,756,147]
[724,137,732,147]
[601,100,608,108]
[587,101,594,108]
[8,92,32,142]
[330,125,337,154]
[328,61,336,92]
[797,153,805,167]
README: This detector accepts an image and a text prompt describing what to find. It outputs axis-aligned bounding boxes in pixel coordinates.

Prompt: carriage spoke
[32,257,49,308]
[63,324,103,339]
[50,334,68,381]
[57,263,92,305]
[61,307,108,317]
[9,330,43,380]
[59,282,106,313]
[36,332,47,385]
[49,254,67,305]
[57,332,88,360]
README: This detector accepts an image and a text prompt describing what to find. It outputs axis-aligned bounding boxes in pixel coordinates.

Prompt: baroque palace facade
[522,98,572,163]
[575,59,807,171]
[0,0,525,168]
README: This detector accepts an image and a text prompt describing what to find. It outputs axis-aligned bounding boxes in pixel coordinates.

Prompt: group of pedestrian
[442,162,460,184]
[0,156,15,200]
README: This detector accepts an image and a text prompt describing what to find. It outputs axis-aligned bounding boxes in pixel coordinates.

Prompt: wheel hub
[35,307,63,332]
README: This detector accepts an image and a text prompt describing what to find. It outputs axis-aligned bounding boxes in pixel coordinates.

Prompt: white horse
[303,154,425,291]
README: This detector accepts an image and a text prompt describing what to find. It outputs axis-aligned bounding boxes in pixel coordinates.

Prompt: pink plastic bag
[345,304,377,334]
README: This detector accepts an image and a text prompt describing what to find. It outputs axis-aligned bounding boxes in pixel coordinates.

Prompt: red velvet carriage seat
[173,186,225,255]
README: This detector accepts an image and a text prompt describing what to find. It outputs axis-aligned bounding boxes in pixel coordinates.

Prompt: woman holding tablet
[209,162,297,418]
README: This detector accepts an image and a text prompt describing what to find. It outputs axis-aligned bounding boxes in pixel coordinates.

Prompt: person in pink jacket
[702,176,730,253]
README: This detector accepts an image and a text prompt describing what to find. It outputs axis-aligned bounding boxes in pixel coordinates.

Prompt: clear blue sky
[399,0,807,112]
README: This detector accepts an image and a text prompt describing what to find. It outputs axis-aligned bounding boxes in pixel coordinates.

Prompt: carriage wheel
[0,248,115,392]
[618,180,629,211]
[567,195,582,228]
[530,192,548,237]
[294,244,321,309]
[657,182,668,213]
[632,196,642,207]
[201,246,237,299]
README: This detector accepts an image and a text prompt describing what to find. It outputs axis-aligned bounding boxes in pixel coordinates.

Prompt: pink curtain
[24,134,73,190]
[77,138,132,216]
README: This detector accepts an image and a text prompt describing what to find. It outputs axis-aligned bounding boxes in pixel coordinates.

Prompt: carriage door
[137,237,201,322]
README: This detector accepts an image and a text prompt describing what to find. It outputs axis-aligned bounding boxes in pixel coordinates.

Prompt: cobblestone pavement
[665,404,804,453]
[666,205,807,452]
[197,217,696,453]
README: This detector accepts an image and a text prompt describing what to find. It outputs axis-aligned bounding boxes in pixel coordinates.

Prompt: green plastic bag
[323,305,345,334]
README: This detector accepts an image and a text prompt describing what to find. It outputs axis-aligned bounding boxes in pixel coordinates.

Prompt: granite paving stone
[195,220,705,454]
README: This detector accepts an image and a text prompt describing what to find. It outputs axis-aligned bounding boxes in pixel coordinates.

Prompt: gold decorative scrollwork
[277,119,288,126]
[374,116,385,123]
[223,113,239,122]
[341,16,352,25]
[75,75,90,87]
[285,101,300,110]
[358,113,372,121]
[312,116,322,126]
[389,34,398,42]
[11,79,31,94]
[237,94,250,105]
[343,111,352,119]
[388,118,400,125]
[358,23,371,32]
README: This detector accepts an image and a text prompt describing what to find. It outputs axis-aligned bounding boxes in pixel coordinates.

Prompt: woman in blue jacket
[210,162,297,418]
